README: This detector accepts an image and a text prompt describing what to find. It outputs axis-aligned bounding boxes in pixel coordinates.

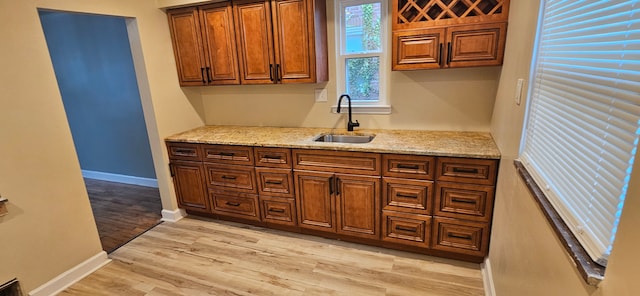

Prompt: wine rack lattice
[397,0,505,24]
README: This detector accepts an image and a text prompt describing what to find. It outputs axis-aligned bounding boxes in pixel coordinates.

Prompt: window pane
[346,57,379,101]
[344,3,381,53]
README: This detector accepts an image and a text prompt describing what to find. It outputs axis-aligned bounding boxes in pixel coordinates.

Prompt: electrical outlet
[514,78,525,105]
[315,88,327,102]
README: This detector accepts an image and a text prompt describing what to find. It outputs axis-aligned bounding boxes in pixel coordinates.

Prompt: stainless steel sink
[314,134,375,144]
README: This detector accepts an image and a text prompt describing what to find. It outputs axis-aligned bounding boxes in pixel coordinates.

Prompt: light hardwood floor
[61,217,485,296]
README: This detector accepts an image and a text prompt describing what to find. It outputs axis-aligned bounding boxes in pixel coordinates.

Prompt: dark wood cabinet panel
[256,167,294,197]
[335,174,380,239]
[170,161,209,212]
[234,0,275,84]
[382,177,433,215]
[436,157,498,185]
[382,154,435,180]
[254,147,292,168]
[293,149,380,175]
[382,211,431,248]
[431,217,489,257]
[435,182,495,222]
[168,3,240,86]
[260,196,297,226]
[210,190,260,221]
[205,163,257,193]
[294,170,334,232]
[167,142,202,161]
[391,0,509,70]
[202,144,254,165]
[167,7,207,85]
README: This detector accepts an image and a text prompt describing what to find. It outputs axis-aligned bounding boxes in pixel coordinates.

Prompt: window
[520,0,640,266]
[335,0,390,114]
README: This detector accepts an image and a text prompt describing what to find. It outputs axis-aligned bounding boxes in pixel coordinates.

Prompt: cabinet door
[234,0,276,84]
[335,174,380,239]
[271,0,314,83]
[167,7,207,86]
[446,22,507,68]
[392,28,445,70]
[170,161,209,212]
[294,171,334,232]
[200,3,241,85]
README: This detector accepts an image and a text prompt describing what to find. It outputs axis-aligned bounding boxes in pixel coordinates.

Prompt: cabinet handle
[265,180,283,185]
[218,152,235,157]
[438,43,443,67]
[275,64,281,83]
[397,164,419,170]
[200,67,206,84]
[221,175,237,180]
[268,208,285,213]
[397,193,419,199]
[335,177,341,195]
[451,198,476,204]
[269,64,274,81]
[395,225,418,232]
[263,155,282,160]
[206,67,212,83]
[169,164,175,177]
[329,176,334,195]
[452,167,479,174]
[225,201,241,207]
[174,148,195,155]
[446,42,452,65]
[448,233,472,240]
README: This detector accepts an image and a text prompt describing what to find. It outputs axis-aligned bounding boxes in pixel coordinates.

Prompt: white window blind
[521,0,640,266]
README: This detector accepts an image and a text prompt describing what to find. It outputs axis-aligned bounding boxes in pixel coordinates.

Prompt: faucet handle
[353,120,360,127]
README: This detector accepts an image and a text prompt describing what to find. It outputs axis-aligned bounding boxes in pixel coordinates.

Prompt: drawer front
[166,142,202,161]
[255,167,294,198]
[260,196,296,226]
[254,147,292,168]
[436,157,498,185]
[382,178,433,215]
[431,217,489,257]
[435,182,495,222]
[210,190,260,221]
[205,163,257,193]
[382,154,435,180]
[202,145,254,165]
[293,149,380,175]
[382,211,431,248]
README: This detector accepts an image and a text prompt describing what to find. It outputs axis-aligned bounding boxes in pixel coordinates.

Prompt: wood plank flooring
[61,217,485,296]
[85,178,162,253]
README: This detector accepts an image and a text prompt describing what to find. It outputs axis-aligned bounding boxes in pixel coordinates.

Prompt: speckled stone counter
[166,126,501,159]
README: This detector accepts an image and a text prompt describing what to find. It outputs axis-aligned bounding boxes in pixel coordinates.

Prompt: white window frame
[519,0,640,267]
[333,0,390,114]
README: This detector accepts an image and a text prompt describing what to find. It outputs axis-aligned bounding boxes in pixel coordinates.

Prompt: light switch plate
[315,88,327,102]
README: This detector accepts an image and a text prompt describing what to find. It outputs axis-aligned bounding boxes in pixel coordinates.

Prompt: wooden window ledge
[514,160,604,286]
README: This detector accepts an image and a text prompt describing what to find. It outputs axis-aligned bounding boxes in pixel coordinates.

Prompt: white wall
[489,0,640,295]
[0,0,203,292]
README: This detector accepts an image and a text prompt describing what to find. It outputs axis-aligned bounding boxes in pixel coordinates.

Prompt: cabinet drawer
[436,157,498,185]
[210,190,260,221]
[382,211,431,248]
[293,149,380,175]
[255,167,294,198]
[260,196,296,226]
[205,163,257,193]
[202,144,254,165]
[382,154,435,180]
[166,142,202,161]
[382,178,433,215]
[435,182,495,222]
[431,217,489,257]
[254,147,292,168]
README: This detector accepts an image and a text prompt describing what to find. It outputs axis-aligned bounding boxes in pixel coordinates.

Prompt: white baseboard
[29,251,110,296]
[481,258,496,296]
[161,208,187,222]
[82,170,158,188]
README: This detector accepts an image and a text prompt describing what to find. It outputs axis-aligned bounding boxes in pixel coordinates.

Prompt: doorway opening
[38,10,162,253]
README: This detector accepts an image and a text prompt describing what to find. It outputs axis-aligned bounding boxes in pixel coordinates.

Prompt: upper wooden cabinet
[167,0,327,86]
[167,3,240,86]
[234,0,327,84]
[391,0,510,70]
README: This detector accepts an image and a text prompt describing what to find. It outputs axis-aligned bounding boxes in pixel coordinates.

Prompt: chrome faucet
[337,94,359,131]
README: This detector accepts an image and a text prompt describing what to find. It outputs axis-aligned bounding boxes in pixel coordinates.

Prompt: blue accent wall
[39,11,156,179]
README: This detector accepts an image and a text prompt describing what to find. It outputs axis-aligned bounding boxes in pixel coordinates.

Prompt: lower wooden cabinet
[170,161,209,212]
[167,141,498,263]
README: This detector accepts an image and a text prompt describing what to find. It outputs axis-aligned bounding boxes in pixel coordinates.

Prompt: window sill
[514,160,605,286]
[331,105,391,115]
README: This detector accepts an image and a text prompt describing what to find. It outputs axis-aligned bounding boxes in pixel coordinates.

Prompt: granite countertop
[166,126,501,159]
